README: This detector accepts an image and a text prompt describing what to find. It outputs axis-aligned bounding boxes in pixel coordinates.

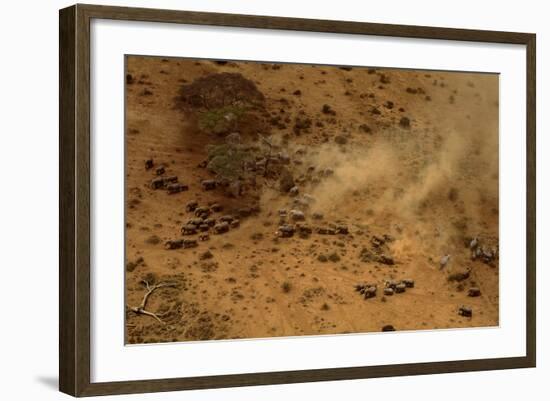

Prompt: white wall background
[0,1,546,400]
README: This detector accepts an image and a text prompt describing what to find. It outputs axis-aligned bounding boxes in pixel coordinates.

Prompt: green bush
[197,105,246,135]
[206,141,251,181]
[281,281,292,293]
[177,72,265,110]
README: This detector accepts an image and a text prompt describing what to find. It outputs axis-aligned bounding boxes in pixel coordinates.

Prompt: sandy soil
[124,56,499,344]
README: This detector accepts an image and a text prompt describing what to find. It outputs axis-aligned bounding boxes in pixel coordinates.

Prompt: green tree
[206,140,251,181]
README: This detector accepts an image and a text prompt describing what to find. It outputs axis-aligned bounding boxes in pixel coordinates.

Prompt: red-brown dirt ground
[124,56,499,344]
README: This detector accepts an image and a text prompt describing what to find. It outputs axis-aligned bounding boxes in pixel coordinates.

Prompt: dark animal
[201,179,216,190]
[167,183,188,194]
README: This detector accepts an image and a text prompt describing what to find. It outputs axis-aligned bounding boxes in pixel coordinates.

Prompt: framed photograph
[59,4,536,397]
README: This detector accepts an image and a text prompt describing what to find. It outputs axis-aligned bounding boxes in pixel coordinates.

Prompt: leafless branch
[127,280,177,324]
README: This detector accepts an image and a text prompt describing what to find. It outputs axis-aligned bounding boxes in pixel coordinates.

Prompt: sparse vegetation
[250,232,264,241]
[281,281,292,293]
[145,235,160,245]
[199,250,214,260]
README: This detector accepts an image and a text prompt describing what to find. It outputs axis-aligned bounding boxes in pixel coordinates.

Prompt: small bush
[250,232,264,241]
[145,235,160,245]
[448,187,459,202]
[281,281,292,293]
[199,250,214,260]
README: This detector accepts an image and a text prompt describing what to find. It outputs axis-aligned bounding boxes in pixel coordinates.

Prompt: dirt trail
[124,56,499,344]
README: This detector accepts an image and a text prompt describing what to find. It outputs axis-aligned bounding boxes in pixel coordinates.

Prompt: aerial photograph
[124,55,499,344]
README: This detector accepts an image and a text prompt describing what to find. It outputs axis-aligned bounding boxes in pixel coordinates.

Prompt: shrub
[281,281,292,293]
[176,72,270,138]
[328,252,341,262]
[206,142,251,181]
[177,72,265,110]
[197,105,246,136]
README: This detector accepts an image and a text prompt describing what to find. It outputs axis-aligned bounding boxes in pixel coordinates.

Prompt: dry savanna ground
[124,55,499,344]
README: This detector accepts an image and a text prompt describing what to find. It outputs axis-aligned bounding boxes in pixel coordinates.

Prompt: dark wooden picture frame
[59,3,536,397]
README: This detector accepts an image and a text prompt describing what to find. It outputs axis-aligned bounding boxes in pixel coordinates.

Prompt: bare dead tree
[259,134,274,177]
[127,280,177,324]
